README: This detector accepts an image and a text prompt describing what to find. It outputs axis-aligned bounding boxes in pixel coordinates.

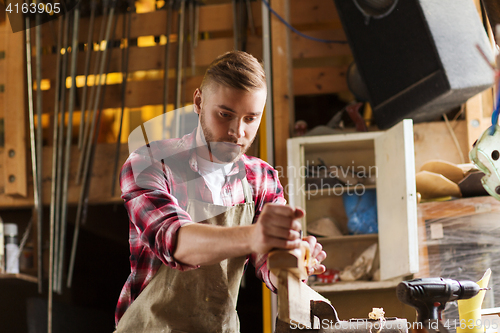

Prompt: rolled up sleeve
[121,152,197,271]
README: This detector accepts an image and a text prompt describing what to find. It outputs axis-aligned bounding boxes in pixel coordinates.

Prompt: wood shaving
[368,308,385,320]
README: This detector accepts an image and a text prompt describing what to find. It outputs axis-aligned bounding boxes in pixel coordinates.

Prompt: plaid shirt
[115,129,286,325]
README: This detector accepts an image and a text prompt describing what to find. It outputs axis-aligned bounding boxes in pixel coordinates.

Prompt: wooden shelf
[0,273,37,283]
[318,234,378,243]
[311,277,403,293]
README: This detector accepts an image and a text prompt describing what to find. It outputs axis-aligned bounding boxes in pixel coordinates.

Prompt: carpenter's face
[194,83,266,163]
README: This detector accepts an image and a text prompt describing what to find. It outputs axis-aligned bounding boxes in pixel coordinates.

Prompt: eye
[219,112,231,118]
[245,117,257,123]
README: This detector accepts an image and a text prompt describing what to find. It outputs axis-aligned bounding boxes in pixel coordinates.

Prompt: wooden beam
[2,14,27,197]
[271,0,293,192]
[293,66,349,96]
[465,92,492,154]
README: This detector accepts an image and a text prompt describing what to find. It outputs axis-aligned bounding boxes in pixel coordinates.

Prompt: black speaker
[334,0,495,129]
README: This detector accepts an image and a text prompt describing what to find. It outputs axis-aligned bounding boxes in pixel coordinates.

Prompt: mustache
[209,139,241,145]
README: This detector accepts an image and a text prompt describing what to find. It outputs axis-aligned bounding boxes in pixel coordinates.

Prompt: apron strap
[186,166,197,200]
[241,177,252,204]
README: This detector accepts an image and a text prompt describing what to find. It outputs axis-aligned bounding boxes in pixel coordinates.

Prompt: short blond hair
[200,51,266,92]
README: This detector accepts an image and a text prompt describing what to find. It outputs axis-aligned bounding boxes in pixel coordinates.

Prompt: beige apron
[115,172,255,333]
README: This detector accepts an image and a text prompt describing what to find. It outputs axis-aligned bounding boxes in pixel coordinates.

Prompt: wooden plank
[375,119,419,280]
[293,66,349,96]
[39,36,263,80]
[413,120,470,172]
[290,0,340,26]
[267,242,330,328]
[194,36,263,66]
[0,17,6,114]
[268,243,310,281]
[0,143,129,208]
[271,0,294,193]
[41,77,203,114]
[418,196,500,221]
[0,14,6,201]
[466,93,492,153]
[0,273,37,283]
[276,270,330,328]
[3,14,27,197]
[291,29,350,59]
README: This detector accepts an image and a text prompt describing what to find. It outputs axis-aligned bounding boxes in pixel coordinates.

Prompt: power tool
[396,278,481,321]
[396,277,482,328]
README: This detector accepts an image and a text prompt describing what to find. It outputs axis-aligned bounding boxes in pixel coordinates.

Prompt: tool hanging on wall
[232,0,251,51]
[58,1,80,294]
[48,13,64,333]
[173,0,186,138]
[68,0,118,288]
[35,0,44,295]
[245,0,255,36]
[111,0,135,197]
[189,0,198,76]
[25,8,43,294]
[52,8,71,295]
[232,0,239,50]
[161,0,173,139]
[77,0,97,150]
[76,0,111,185]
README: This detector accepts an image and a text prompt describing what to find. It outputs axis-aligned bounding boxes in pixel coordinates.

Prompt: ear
[193,88,202,115]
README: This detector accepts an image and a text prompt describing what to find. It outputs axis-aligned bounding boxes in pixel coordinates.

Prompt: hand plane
[267,245,408,333]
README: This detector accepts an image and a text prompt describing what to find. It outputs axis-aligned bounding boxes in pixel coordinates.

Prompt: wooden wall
[0,0,353,207]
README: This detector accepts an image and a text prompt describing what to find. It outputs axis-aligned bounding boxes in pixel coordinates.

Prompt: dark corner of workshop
[1,0,500,332]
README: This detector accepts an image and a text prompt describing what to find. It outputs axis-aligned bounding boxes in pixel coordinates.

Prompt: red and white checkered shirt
[115,129,286,325]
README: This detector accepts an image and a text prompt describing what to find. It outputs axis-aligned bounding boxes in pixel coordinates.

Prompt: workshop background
[1,0,500,332]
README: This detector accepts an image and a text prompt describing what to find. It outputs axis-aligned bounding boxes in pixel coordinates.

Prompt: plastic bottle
[4,223,19,274]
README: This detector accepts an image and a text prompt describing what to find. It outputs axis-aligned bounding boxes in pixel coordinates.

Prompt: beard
[199,111,255,163]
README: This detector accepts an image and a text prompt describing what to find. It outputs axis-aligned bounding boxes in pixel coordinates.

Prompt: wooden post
[1,14,28,197]
[465,93,492,153]
[270,0,294,196]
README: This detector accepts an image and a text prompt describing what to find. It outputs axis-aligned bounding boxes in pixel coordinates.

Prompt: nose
[228,118,245,139]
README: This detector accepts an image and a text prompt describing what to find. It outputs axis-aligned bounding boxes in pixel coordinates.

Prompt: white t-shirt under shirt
[196,156,234,206]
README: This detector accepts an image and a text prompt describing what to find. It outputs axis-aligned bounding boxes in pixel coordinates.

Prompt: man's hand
[249,204,304,254]
[302,235,327,276]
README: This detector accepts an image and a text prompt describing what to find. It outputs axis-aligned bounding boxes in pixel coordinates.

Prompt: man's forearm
[173,223,255,266]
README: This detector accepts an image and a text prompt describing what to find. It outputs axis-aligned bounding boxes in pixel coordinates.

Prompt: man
[115,51,326,332]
